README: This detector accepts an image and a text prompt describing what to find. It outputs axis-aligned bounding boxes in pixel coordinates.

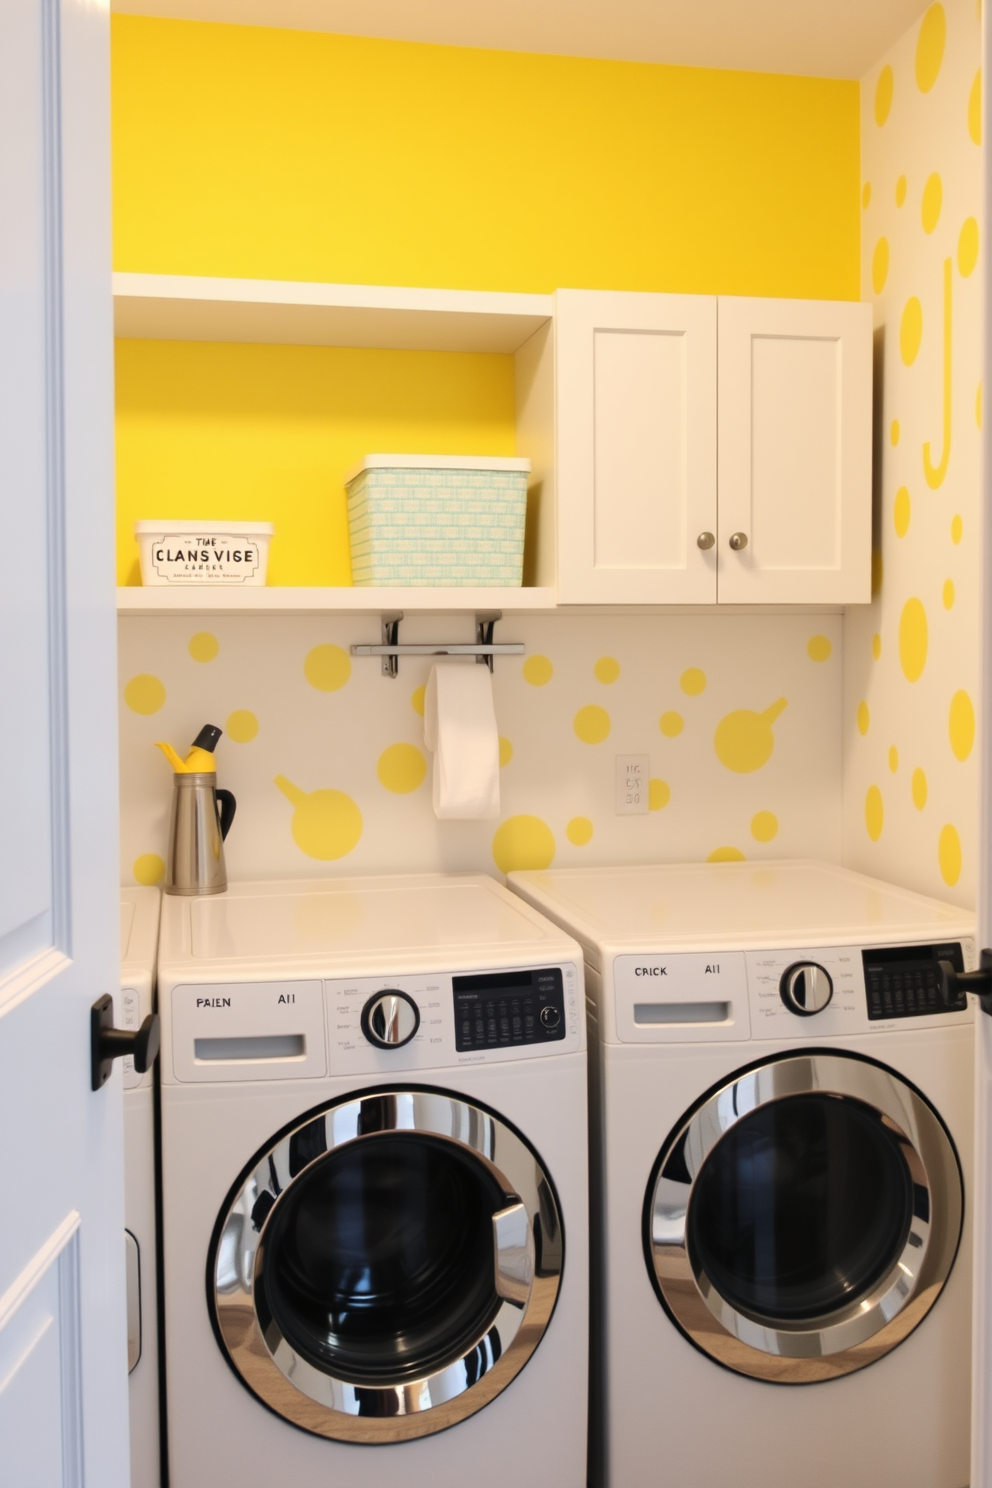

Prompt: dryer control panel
[328,961,582,1076]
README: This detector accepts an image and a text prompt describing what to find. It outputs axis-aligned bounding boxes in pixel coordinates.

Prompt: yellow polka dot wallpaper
[119,613,841,883]
[846,0,980,906]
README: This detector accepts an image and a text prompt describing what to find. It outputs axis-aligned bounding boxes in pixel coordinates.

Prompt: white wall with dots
[119,611,843,885]
[845,0,981,908]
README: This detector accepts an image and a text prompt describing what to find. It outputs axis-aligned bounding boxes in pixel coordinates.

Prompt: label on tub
[612,953,751,1043]
[170,981,326,1082]
[148,534,262,584]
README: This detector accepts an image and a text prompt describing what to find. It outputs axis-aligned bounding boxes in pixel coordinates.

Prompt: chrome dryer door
[645,1051,963,1383]
[211,1088,563,1441]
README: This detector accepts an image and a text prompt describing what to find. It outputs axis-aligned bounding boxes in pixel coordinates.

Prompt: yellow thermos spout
[155,723,223,774]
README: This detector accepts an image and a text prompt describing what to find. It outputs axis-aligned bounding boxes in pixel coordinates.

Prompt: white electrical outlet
[615,755,650,815]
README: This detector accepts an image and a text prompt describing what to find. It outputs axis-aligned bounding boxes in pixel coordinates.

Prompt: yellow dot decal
[124,674,166,715]
[523,655,553,686]
[305,644,351,692]
[807,635,832,663]
[952,514,963,544]
[943,579,955,609]
[915,4,946,93]
[872,634,882,660]
[900,299,923,364]
[491,815,555,874]
[865,785,884,842]
[969,70,982,144]
[376,743,427,794]
[594,656,620,684]
[499,736,513,767]
[708,846,746,863]
[680,667,707,696]
[977,383,983,429]
[958,217,980,277]
[862,182,872,208]
[573,705,611,744]
[939,823,962,886]
[889,420,900,447]
[858,701,870,735]
[899,598,929,682]
[912,767,928,810]
[889,745,899,773]
[875,65,894,124]
[566,816,594,847]
[188,631,219,663]
[896,174,908,206]
[411,685,426,717]
[921,174,942,234]
[660,711,684,738]
[648,778,671,811]
[274,776,362,860]
[872,237,890,294]
[714,698,787,774]
[894,487,911,538]
[751,811,779,843]
[949,691,976,761]
[133,852,165,886]
[226,709,259,743]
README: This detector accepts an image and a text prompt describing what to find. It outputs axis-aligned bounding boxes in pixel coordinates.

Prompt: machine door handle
[91,995,161,1091]
[939,950,992,1015]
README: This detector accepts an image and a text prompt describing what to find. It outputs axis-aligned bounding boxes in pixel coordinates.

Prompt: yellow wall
[112,16,861,585]
[112,16,860,298]
[115,341,515,585]
[844,0,980,907]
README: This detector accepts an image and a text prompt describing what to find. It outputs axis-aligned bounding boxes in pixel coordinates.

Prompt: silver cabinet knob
[360,989,421,1048]
[779,962,834,1016]
[729,532,748,551]
[696,532,716,550]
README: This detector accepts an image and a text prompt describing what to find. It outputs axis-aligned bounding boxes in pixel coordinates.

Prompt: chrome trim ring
[211,1089,563,1441]
[646,1052,963,1383]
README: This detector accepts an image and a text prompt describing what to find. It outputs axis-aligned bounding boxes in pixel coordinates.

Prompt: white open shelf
[117,585,558,615]
[112,273,553,354]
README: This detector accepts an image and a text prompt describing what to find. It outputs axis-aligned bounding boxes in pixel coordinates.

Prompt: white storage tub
[344,454,530,587]
[136,521,274,586]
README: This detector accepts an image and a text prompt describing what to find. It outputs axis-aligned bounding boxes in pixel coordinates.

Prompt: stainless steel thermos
[157,724,237,896]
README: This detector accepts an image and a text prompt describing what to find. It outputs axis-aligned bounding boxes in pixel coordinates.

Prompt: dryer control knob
[360,989,421,1049]
[779,962,833,1016]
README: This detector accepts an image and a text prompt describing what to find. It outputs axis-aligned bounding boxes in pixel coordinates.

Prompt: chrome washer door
[645,1052,963,1383]
[210,1089,564,1441]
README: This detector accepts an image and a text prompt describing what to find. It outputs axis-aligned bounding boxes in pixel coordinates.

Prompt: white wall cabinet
[717,296,872,604]
[555,290,718,604]
[553,289,872,605]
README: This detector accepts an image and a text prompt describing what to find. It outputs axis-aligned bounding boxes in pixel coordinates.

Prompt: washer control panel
[328,962,582,1075]
[453,967,566,1052]
[862,942,968,1020]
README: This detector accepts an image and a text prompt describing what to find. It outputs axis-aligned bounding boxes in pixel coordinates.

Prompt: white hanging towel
[423,663,501,820]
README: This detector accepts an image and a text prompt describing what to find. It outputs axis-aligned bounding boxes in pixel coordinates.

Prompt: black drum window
[686,1093,915,1322]
[256,1133,506,1384]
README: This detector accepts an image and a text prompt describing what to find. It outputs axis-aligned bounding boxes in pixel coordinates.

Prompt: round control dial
[779,962,834,1016]
[360,989,421,1049]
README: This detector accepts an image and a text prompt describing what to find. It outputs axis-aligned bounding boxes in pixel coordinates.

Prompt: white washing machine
[157,873,588,1488]
[508,859,976,1488]
[121,885,162,1488]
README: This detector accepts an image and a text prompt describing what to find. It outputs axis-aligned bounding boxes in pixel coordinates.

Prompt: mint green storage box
[345,455,531,587]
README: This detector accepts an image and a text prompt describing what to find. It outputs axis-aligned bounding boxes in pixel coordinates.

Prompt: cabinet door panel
[556,290,716,603]
[717,297,872,604]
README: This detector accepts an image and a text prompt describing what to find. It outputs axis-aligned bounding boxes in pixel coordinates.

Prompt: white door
[554,289,717,604]
[0,0,127,1484]
[717,296,872,605]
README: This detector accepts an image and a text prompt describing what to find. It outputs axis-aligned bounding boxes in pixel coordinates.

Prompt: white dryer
[508,860,975,1488]
[121,885,162,1488]
[157,873,588,1488]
